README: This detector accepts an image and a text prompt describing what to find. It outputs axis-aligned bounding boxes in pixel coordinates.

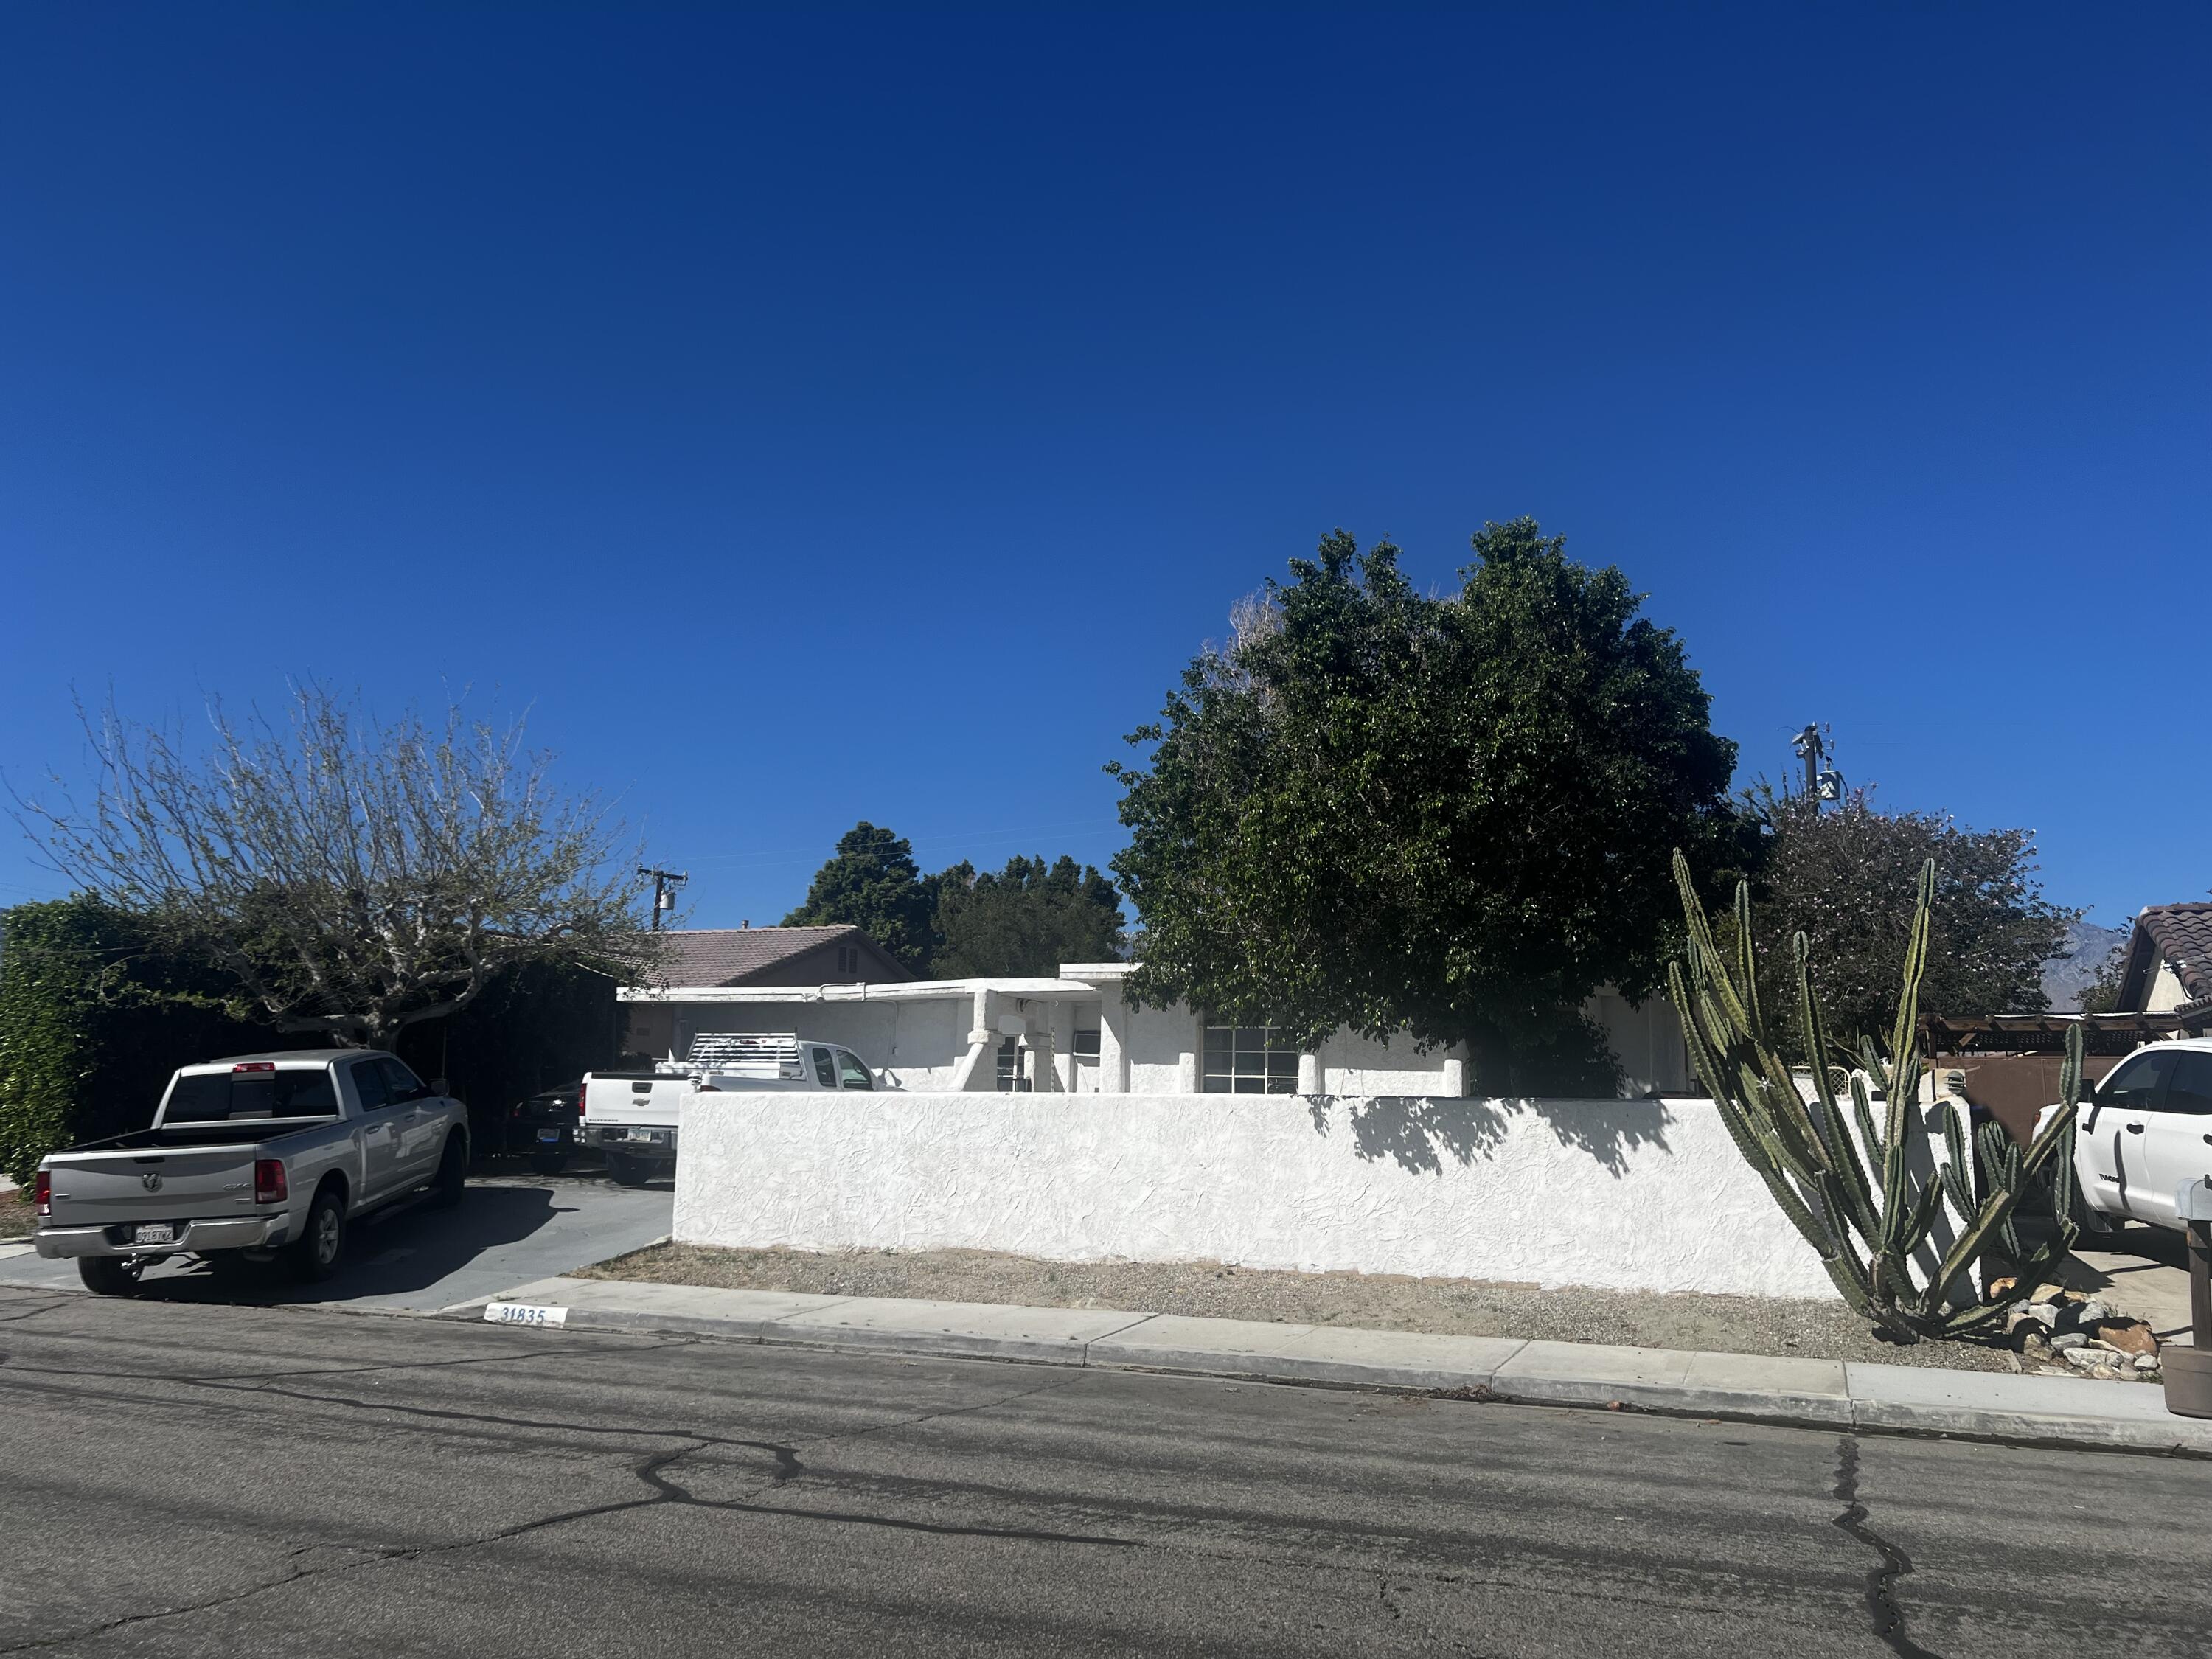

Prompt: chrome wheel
[312,1204,342,1267]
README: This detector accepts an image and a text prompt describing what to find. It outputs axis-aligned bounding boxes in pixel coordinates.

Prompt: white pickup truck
[579,1034,886,1185]
[33,1050,470,1293]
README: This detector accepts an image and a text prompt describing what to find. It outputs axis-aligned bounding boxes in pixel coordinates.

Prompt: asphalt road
[0,1169,672,1312]
[2,1290,2208,1658]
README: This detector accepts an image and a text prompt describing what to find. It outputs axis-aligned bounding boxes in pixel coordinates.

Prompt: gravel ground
[580,1242,2019,1373]
[0,1191,32,1241]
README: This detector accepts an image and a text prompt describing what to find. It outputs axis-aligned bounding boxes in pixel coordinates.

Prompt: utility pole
[1793,724,1822,796]
[1792,724,1844,806]
[638,866,689,931]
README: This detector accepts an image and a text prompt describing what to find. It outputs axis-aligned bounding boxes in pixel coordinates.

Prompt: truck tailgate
[585,1078,691,1127]
[45,1147,259,1229]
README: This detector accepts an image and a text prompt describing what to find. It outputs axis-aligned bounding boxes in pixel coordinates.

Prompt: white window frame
[1201,1024,1301,1094]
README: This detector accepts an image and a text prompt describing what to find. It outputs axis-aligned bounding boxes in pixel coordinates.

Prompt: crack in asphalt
[1832,1435,1941,1659]
[1375,1573,1404,1621]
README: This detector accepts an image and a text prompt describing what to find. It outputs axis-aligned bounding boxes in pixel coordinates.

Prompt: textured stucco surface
[673,1091,1840,1299]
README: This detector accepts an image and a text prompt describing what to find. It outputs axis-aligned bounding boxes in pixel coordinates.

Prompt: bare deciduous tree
[13,686,666,1047]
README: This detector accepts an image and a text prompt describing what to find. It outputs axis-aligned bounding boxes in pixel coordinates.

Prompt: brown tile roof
[635,925,908,988]
[2123,902,2212,1012]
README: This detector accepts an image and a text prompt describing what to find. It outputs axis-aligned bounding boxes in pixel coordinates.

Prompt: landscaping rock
[2049,1331,2088,1352]
[2135,1353,2163,1373]
[2018,1303,2059,1330]
[2031,1284,2067,1304]
[2076,1299,2112,1325]
[2097,1320,2158,1357]
[2062,1348,2105,1368]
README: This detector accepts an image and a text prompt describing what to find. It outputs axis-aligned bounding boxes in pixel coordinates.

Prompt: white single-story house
[619,935,1694,1096]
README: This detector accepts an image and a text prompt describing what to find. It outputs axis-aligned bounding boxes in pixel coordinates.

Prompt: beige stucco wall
[2146,956,2191,1015]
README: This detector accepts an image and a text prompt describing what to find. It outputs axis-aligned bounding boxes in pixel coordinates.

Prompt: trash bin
[2163,1178,2212,1420]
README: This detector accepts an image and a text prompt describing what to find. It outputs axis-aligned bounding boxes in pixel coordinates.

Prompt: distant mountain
[2041,918,2130,1012]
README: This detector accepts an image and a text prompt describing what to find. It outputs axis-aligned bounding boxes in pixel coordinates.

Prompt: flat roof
[618,975,1111,1004]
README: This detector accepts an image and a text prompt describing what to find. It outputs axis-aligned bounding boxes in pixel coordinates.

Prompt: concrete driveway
[0,1165,672,1312]
[2067,1221,2199,1346]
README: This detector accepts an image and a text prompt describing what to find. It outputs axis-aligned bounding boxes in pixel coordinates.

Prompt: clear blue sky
[2,5,2204,931]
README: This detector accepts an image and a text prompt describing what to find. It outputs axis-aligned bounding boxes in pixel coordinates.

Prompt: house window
[833,945,858,977]
[1071,1025,1101,1060]
[996,1037,1032,1093]
[1202,1026,1300,1094]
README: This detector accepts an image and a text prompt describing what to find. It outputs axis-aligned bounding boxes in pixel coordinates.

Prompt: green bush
[0,899,273,1183]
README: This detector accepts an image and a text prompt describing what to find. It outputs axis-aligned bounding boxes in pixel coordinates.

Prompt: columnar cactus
[1668,852,2079,1343]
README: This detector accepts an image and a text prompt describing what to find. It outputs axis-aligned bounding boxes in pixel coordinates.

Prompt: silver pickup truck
[33,1049,470,1295]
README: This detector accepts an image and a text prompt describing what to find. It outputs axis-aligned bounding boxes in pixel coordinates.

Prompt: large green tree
[1109,520,1747,1092]
[782,821,939,971]
[932,855,1125,980]
[1742,785,2077,1046]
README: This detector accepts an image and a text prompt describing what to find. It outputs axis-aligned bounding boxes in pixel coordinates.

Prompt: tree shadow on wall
[1308,1094,1673,1178]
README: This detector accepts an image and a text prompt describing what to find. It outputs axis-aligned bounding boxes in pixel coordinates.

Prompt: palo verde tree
[1110,520,1747,1092]
[11,687,663,1048]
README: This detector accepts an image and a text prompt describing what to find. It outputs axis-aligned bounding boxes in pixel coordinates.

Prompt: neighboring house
[619,960,1694,1098]
[2110,902,2212,1023]
[638,925,914,992]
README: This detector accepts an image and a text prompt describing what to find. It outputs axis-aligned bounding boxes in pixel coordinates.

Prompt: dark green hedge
[0,900,273,1184]
[0,898,619,1182]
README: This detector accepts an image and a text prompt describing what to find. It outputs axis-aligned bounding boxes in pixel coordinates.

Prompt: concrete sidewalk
[470,1274,2212,1456]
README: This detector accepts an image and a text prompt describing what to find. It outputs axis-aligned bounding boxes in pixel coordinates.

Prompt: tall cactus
[1668,851,2080,1343]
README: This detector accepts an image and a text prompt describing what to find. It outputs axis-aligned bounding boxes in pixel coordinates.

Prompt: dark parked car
[501,1082,581,1172]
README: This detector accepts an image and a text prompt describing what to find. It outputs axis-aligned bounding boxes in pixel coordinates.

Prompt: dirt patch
[0,1189,34,1241]
[578,1242,2017,1373]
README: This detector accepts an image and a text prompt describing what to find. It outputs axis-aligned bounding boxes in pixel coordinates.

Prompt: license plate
[133,1223,175,1245]
[538,1130,563,1144]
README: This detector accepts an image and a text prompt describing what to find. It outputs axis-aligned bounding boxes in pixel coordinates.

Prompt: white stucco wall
[1312,1029,1461,1095]
[673,1090,1839,1299]
[1124,999,1199,1093]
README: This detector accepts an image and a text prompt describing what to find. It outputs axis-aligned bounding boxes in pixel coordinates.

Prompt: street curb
[469,1278,2212,1458]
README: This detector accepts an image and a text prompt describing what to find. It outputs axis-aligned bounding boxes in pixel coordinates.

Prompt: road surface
[1,1287,2205,1658]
